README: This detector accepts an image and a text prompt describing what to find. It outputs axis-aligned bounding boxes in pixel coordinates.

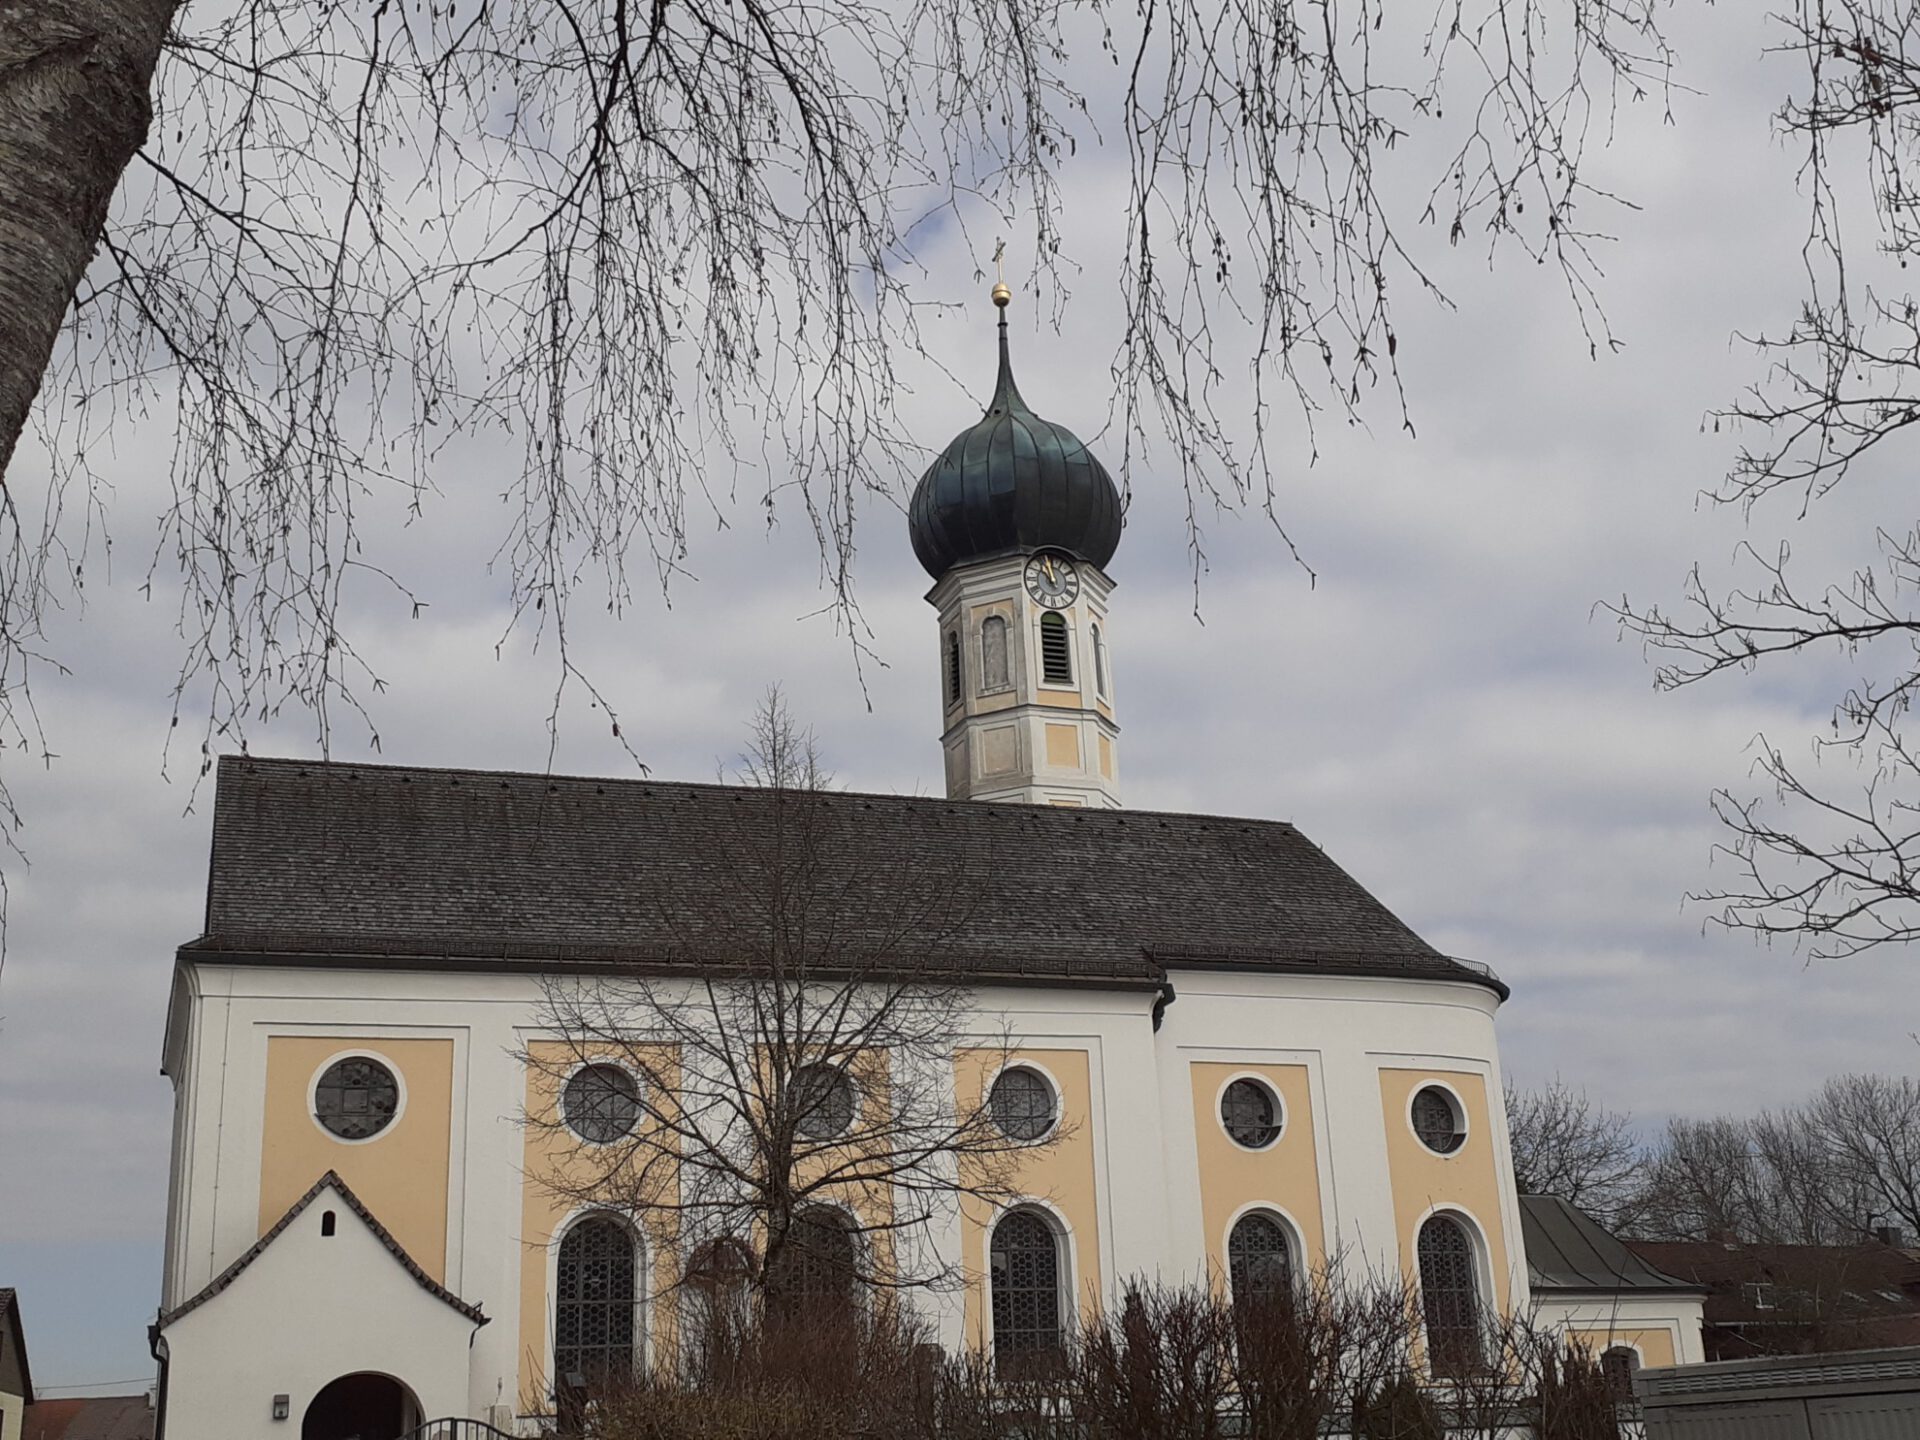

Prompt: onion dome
[908,298,1123,581]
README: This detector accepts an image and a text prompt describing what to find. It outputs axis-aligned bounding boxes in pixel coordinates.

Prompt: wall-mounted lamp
[272,1394,290,1421]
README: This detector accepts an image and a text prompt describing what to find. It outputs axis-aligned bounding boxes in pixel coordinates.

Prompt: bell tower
[907,284,1124,808]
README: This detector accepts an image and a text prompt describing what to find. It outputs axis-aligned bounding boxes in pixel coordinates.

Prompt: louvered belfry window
[991,1210,1063,1374]
[1417,1214,1481,1377]
[555,1217,637,1384]
[1228,1213,1294,1310]
[1039,612,1072,686]
[946,631,963,705]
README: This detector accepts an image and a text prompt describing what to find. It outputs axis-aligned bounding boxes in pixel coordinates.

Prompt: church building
[147,288,1701,1438]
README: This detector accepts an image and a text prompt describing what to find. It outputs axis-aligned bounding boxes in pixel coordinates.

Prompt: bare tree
[523,691,1045,1341]
[0,1,1677,826]
[1806,1072,1920,1238]
[1610,4,1920,954]
[1504,1077,1647,1232]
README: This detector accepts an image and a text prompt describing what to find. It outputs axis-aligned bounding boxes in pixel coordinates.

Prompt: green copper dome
[908,315,1123,581]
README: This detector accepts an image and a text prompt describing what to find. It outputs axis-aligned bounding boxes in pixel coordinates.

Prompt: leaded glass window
[555,1217,638,1385]
[1228,1213,1294,1310]
[1412,1087,1464,1154]
[1417,1214,1481,1377]
[982,616,1010,691]
[1039,613,1073,686]
[1221,1079,1281,1149]
[791,1064,855,1140]
[1602,1345,1640,1399]
[563,1064,641,1144]
[313,1057,399,1140]
[990,1067,1056,1141]
[768,1207,858,1321]
[991,1210,1063,1375]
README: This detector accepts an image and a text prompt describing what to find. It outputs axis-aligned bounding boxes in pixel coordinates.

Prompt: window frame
[1415,1208,1488,1379]
[560,1060,645,1147]
[980,613,1012,693]
[1038,611,1074,687]
[988,1203,1072,1377]
[1407,1081,1470,1157]
[307,1050,407,1145]
[987,1062,1061,1144]
[1225,1207,1300,1313]
[945,629,963,707]
[550,1210,645,1389]
[1217,1073,1285,1151]
[790,1062,858,1141]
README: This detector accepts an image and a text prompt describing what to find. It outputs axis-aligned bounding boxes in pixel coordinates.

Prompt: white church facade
[147,292,1703,1439]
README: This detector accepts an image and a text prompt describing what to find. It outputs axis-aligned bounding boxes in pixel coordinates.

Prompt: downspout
[147,1317,169,1440]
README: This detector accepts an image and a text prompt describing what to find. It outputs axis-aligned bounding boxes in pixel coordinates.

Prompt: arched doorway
[301,1372,421,1440]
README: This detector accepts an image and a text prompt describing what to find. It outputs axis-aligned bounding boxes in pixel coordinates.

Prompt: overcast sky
[3,1,1917,1396]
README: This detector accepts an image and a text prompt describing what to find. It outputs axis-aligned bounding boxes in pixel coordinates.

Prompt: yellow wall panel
[259,1036,453,1280]
[956,1049,1103,1353]
[1044,724,1081,769]
[1189,1063,1325,1288]
[1377,1068,1511,1311]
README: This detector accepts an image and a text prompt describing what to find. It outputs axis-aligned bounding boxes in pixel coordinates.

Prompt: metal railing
[400,1419,519,1440]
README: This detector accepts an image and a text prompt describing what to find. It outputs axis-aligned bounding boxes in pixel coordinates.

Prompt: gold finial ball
[991,281,1012,308]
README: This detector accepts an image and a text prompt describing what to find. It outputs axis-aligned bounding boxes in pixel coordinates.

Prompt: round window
[563,1063,642,1144]
[313,1056,399,1140]
[1411,1085,1465,1154]
[792,1064,855,1140]
[1220,1078,1282,1149]
[989,1066,1057,1141]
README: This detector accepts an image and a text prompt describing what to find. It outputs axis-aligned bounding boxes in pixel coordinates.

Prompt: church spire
[907,276,1123,809]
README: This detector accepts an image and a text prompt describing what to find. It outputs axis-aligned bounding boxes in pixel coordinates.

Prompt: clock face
[1024,551,1081,608]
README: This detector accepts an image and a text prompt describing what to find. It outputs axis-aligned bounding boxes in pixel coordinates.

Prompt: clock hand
[1043,556,1057,585]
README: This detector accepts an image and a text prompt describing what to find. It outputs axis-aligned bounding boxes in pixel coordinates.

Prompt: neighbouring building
[0,1290,30,1440]
[1518,1194,1708,1394]
[1629,1237,1920,1361]
[22,1394,156,1440]
[147,287,1702,1438]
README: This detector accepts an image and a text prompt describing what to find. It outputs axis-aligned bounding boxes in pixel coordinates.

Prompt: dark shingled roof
[157,1170,487,1328]
[1520,1195,1705,1296]
[181,755,1506,999]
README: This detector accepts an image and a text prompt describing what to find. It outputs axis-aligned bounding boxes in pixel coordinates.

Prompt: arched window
[981,615,1010,691]
[1091,622,1107,696]
[1039,612,1073,686]
[991,1210,1064,1374]
[1417,1214,1482,1377]
[945,631,962,706]
[767,1206,858,1322]
[1601,1345,1640,1399]
[555,1216,638,1385]
[684,1238,754,1353]
[1227,1212,1294,1312]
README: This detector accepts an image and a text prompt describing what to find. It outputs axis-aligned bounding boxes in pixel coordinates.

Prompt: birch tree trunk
[0,0,172,477]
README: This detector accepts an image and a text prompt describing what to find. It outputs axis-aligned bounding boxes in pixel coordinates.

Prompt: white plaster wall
[1532,1292,1708,1366]
[162,959,1521,1419]
[160,1180,480,1440]
[0,1387,24,1440]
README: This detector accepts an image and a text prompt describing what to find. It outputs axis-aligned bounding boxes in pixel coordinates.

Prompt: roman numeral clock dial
[1023,551,1080,609]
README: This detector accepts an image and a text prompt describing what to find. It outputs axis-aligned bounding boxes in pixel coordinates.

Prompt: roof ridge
[216,752,1309,832]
